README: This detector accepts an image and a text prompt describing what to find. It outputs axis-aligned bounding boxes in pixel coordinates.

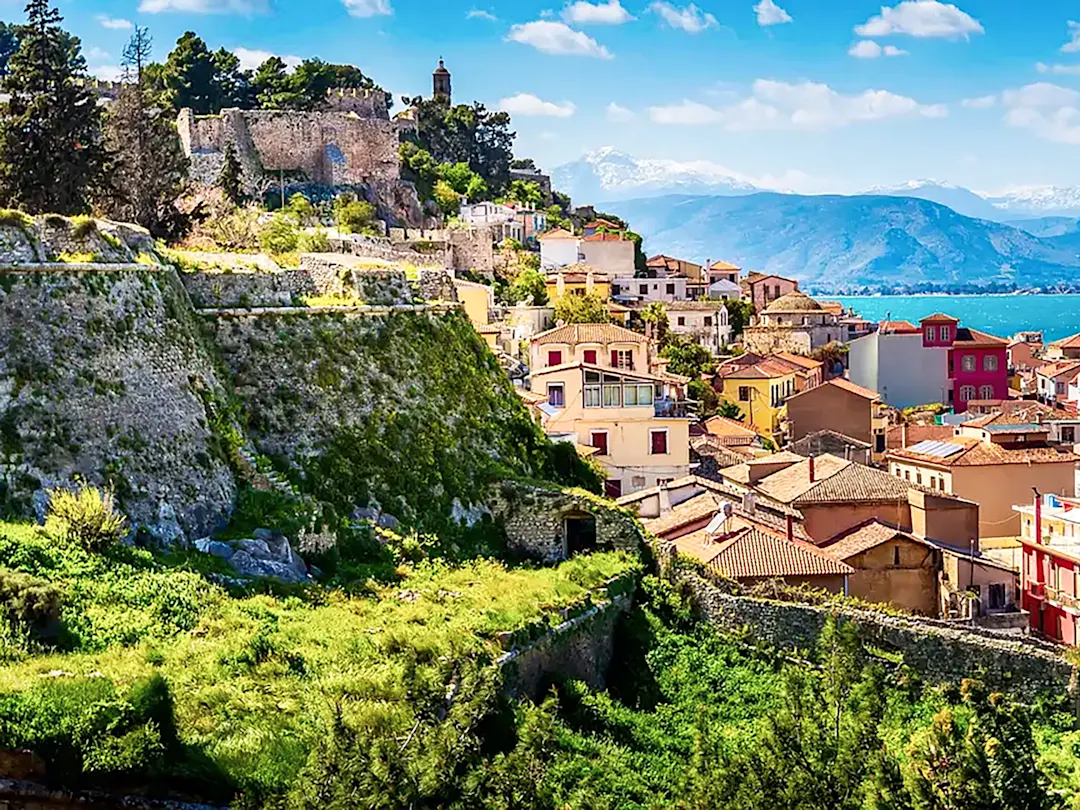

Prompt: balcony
[654,399,695,418]
[1029,581,1046,599]
[1045,585,1077,608]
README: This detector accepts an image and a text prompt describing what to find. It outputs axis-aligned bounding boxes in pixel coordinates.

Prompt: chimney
[658,483,672,515]
[808,455,816,483]
[786,513,794,543]
[1034,488,1042,545]
[902,423,908,448]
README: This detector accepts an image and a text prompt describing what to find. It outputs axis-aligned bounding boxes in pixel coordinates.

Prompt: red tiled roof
[921,312,960,323]
[823,519,928,560]
[953,327,1008,347]
[885,424,954,450]
[888,437,1080,467]
[582,232,627,242]
[1037,360,1080,380]
[674,526,852,578]
[530,322,646,345]
[772,352,823,371]
[788,378,879,403]
[703,415,760,443]
[1050,333,1080,349]
[880,320,920,334]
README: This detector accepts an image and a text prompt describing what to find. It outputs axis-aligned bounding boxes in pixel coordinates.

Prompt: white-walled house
[708,279,742,301]
[538,228,581,270]
[459,202,523,242]
[612,276,689,302]
[847,320,950,408]
[667,301,731,354]
[579,233,636,276]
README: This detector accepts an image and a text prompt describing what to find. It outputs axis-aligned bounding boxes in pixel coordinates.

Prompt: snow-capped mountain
[862,179,1009,222]
[985,186,1080,218]
[550,147,761,203]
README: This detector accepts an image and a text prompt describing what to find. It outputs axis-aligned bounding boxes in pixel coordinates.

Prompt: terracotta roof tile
[703,415,760,443]
[750,454,917,505]
[1037,360,1080,380]
[880,320,920,334]
[675,527,853,578]
[886,424,954,450]
[530,322,646,346]
[582,232,627,242]
[772,352,823,370]
[643,494,722,537]
[953,327,1008,347]
[889,438,1080,467]
[691,437,752,468]
[823,520,924,560]
[1050,333,1080,349]
[538,228,577,241]
[709,260,741,271]
[921,312,960,323]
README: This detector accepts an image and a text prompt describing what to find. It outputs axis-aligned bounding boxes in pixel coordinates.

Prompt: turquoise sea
[830,295,1080,343]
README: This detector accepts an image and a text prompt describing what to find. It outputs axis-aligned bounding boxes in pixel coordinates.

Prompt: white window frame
[983,354,998,372]
[649,428,669,456]
[926,326,936,341]
[546,383,565,407]
[962,355,976,372]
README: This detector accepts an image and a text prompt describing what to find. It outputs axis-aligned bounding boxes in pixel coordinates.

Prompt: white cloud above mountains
[854,0,983,39]
[562,0,634,25]
[606,102,635,122]
[650,79,946,129]
[986,82,1080,145]
[648,2,718,34]
[498,93,577,117]
[507,20,613,57]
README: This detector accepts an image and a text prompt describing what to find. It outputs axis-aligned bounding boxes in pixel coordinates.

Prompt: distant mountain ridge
[603,193,1080,293]
[553,148,1080,221]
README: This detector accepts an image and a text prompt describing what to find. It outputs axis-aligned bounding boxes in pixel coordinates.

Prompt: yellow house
[452,278,494,328]
[529,361,692,497]
[543,263,611,303]
[529,322,654,374]
[716,358,796,441]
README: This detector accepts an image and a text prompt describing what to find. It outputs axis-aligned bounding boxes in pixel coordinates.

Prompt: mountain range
[552,149,1080,291]
[602,193,1080,293]
[552,148,1080,221]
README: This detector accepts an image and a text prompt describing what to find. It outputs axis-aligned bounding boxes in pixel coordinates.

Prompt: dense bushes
[0,568,62,630]
[44,484,127,552]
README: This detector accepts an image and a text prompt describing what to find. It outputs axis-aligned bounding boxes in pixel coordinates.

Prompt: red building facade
[1020,496,1080,644]
[920,314,1009,413]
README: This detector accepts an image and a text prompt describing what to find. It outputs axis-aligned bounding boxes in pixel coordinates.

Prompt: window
[639,284,648,295]
[739,386,751,402]
[959,385,975,401]
[1064,427,1076,443]
[605,479,623,498]
[583,349,597,365]
[961,355,976,372]
[940,326,950,341]
[590,431,609,456]
[893,546,901,566]
[584,386,601,407]
[613,350,633,370]
[650,429,669,455]
[704,316,712,327]
[939,477,945,491]
[916,471,922,485]
[547,350,562,366]
[926,326,936,341]
[630,476,646,490]
[603,384,622,407]
[773,284,781,299]
[547,383,564,407]
[983,354,998,372]
[904,470,910,481]
[979,385,994,400]
[677,316,686,326]
[1058,382,1067,395]
[988,583,1006,610]
[930,478,937,490]
[666,283,676,295]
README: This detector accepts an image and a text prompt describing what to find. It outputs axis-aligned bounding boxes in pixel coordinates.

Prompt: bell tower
[433,58,451,102]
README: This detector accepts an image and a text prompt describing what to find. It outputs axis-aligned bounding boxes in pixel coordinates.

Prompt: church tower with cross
[433,58,451,102]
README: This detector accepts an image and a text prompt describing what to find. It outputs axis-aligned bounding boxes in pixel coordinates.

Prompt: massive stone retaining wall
[682,571,1074,698]
[0,266,236,540]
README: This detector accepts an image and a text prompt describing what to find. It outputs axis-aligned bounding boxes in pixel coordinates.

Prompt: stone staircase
[233,444,299,498]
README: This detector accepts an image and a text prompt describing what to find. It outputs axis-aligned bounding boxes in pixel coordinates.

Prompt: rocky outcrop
[196,529,310,583]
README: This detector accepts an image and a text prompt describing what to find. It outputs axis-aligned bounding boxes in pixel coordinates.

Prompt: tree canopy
[553,293,610,324]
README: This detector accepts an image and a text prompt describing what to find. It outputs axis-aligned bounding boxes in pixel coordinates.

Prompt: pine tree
[102,26,189,237]
[162,32,216,114]
[217,143,244,206]
[0,0,108,214]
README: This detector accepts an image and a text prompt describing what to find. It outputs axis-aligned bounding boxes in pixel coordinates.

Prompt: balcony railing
[654,399,695,418]
[1045,585,1077,608]
[1029,581,1046,599]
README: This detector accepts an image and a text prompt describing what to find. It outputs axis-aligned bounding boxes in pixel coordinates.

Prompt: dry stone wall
[0,267,236,541]
[681,570,1075,698]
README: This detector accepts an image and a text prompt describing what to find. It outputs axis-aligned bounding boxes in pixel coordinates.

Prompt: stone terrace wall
[491,483,646,562]
[501,591,633,700]
[0,267,236,541]
[180,270,315,309]
[681,571,1074,698]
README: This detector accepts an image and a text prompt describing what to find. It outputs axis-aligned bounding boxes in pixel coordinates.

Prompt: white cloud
[96,15,133,29]
[1062,21,1080,53]
[562,0,634,25]
[233,47,303,71]
[649,2,718,34]
[138,0,264,12]
[506,20,613,57]
[753,0,791,26]
[1037,62,1080,76]
[90,64,123,81]
[650,79,946,129]
[85,46,111,61]
[467,9,497,20]
[961,94,996,108]
[342,0,391,17]
[854,0,983,39]
[498,92,576,117]
[848,40,907,57]
[606,101,635,121]
[1000,81,1080,144]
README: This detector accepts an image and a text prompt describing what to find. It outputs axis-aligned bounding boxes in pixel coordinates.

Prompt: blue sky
[19,0,1080,193]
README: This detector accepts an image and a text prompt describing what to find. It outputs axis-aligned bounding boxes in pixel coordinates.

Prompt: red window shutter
[611,350,619,367]
[584,350,597,364]
[548,350,562,366]
[651,431,667,455]
[591,432,608,455]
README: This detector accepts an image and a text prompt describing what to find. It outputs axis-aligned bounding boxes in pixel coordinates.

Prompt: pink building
[923,314,1009,412]
[740,273,798,312]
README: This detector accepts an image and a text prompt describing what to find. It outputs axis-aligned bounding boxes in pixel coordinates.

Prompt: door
[565,516,597,557]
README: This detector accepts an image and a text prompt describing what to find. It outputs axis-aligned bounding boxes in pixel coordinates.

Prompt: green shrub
[333,195,377,235]
[45,485,128,552]
[297,228,330,253]
[71,215,97,240]
[0,209,32,229]
[0,568,63,629]
[258,214,301,255]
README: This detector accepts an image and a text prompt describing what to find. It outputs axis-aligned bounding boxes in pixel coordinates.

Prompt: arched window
[983,355,998,372]
[959,385,976,401]
[979,384,994,400]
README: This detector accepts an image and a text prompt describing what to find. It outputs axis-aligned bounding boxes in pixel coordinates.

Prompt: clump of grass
[0,209,32,229]
[71,215,98,240]
[300,293,366,307]
[100,231,123,251]
[45,484,128,552]
[56,251,98,264]
[134,252,159,266]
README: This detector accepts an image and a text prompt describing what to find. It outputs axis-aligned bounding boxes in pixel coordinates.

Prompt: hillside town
[3,2,1080,806]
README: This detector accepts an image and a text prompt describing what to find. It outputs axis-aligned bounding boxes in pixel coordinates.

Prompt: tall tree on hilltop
[217,142,244,206]
[0,0,108,214]
[210,46,252,109]
[102,26,189,237]
[251,56,291,109]
[161,32,218,113]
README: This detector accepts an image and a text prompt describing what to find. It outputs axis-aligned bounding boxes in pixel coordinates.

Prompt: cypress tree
[102,27,189,238]
[217,142,244,206]
[0,0,108,214]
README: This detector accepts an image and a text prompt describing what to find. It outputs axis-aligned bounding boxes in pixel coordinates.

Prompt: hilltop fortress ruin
[174,63,452,225]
